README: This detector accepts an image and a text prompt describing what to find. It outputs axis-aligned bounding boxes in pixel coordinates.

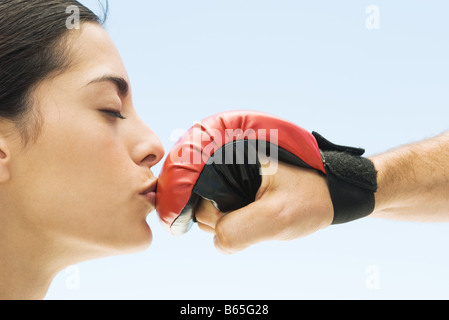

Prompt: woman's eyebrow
[86,75,130,97]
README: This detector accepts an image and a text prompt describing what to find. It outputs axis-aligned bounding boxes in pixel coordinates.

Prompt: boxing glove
[156,110,377,235]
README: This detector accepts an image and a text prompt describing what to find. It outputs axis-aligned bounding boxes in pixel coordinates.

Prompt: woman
[0,0,165,299]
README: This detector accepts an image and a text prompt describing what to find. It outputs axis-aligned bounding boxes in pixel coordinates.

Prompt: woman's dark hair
[0,0,107,146]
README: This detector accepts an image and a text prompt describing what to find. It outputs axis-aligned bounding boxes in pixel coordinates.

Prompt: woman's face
[3,23,165,257]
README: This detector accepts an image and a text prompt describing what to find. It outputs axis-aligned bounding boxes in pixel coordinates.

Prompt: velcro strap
[312,132,378,225]
[312,131,366,156]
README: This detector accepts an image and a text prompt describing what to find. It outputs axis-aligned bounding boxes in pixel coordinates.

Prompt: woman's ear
[0,138,11,183]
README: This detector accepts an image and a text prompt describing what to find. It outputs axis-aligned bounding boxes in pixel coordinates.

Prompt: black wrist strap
[312,132,378,225]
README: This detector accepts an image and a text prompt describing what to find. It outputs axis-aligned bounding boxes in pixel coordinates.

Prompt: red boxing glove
[156,110,377,235]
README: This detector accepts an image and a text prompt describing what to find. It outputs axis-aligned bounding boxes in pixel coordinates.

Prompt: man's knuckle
[215,224,235,250]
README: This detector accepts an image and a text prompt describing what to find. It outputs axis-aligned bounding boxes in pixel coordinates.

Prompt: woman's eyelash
[101,110,127,120]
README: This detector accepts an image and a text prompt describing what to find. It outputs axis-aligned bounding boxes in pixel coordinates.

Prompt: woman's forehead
[64,22,129,85]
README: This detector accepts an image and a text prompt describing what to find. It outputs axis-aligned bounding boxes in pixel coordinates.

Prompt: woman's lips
[140,180,158,207]
[141,191,156,207]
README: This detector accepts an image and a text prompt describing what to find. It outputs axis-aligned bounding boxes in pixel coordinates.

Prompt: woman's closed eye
[101,109,127,120]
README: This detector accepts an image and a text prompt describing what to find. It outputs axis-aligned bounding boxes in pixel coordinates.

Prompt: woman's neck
[0,260,55,300]
[0,218,69,300]
[0,251,58,300]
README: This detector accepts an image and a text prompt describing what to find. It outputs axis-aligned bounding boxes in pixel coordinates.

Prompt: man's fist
[195,154,334,254]
[156,110,377,244]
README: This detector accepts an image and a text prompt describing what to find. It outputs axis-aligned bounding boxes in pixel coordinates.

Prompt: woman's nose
[132,121,165,169]
[140,136,165,168]
[140,151,163,168]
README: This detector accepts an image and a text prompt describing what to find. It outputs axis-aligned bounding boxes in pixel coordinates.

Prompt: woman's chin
[125,223,153,254]
[135,227,153,252]
[106,222,154,256]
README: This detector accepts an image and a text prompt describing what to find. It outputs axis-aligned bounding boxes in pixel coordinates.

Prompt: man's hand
[196,131,449,254]
[195,158,334,254]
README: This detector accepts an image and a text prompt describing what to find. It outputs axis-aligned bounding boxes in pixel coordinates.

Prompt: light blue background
[46,0,449,299]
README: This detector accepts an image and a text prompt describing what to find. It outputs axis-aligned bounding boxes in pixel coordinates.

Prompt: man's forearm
[370,132,449,222]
